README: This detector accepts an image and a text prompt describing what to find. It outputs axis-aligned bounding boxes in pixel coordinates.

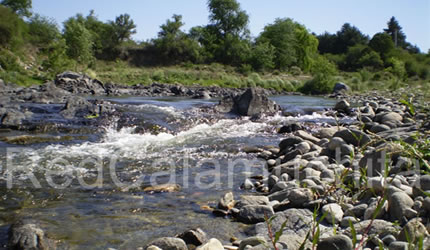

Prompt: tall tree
[63,18,94,63]
[205,0,250,65]
[258,18,318,72]
[1,0,31,17]
[334,23,368,54]
[207,0,249,39]
[369,32,394,58]
[111,14,136,43]
[383,16,407,48]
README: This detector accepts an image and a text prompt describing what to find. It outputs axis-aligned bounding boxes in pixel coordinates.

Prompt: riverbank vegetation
[0,0,429,94]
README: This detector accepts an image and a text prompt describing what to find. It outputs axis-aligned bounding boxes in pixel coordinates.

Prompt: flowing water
[0,95,350,249]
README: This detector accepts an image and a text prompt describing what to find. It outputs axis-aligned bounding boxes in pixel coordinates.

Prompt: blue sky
[32,0,430,52]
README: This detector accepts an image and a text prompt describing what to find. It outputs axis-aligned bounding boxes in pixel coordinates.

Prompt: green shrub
[0,48,21,71]
[152,70,165,82]
[289,66,302,76]
[238,64,252,75]
[299,74,335,95]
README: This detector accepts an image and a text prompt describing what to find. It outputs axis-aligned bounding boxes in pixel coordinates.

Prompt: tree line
[0,0,429,90]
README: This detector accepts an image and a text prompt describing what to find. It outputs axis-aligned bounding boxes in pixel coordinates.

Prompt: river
[0,95,347,249]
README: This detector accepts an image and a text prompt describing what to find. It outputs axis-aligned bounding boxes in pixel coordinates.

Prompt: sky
[32,0,430,52]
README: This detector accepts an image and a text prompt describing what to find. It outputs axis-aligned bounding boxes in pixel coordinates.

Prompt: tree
[1,0,31,17]
[28,14,61,49]
[207,0,249,39]
[258,18,318,72]
[248,42,275,71]
[153,14,201,64]
[63,18,94,63]
[0,5,26,48]
[111,14,136,43]
[369,32,394,58]
[206,0,250,64]
[317,32,337,54]
[384,16,407,48]
[334,23,368,54]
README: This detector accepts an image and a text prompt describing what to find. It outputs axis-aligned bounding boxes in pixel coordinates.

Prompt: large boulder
[215,88,279,116]
[55,71,106,95]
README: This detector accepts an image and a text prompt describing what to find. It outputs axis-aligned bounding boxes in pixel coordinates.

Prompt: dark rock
[237,205,274,224]
[215,88,279,116]
[146,237,187,250]
[333,82,350,93]
[279,136,303,151]
[177,228,208,246]
[412,175,430,197]
[317,235,353,250]
[334,100,351,114]
[388,191,414,222]
[333,129,371,147]
[278,123,302,134]
[55,71,106,95]
[8,220,56,250]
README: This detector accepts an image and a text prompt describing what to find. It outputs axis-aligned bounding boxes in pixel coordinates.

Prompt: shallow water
[0,95,343,249]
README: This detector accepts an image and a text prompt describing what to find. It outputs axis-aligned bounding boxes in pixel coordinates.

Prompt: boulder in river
[215,88,279,116]
[8,220,56,250]
[333,82,350,93]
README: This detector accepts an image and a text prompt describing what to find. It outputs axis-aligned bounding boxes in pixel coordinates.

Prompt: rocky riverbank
[2,73,430,249]
[143,94,430,249]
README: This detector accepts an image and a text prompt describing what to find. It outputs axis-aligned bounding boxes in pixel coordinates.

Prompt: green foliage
[258,18,318,72]
[0,48,21,71]
[0,5,26,49]
[207,0,249,39]
[111,13,136,43]
[300,73,335,95]
[28,14,61,49]
[385,57,406,79]
[153,14,202,64]
[63,17,94,64]
[369,32,394,58]
[384,16,407,48]
[343,45,383,71]
[248,42,275,71]
[1,0,31,17]
[41,38,72,77]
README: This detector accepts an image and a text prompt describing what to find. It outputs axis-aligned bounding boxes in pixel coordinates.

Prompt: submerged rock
[8,220,56,250]
[143,184,181,193]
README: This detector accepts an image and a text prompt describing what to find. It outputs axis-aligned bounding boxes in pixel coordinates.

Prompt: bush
[28,14,61,49]
[152,70,165,81]
[0,5,26,49]
[289,66,302,76]
[0,48,21,71]
[299,74,335,95]
[238,63,252,75]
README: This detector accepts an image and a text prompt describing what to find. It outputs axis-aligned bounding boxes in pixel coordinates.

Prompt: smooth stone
[238,236,266,250]
[333,129,371,147]
[318,127,339,139]
[279,136,303,151]
[218,192,235,210]
[295,130,320,144]
[147,237,187,250]
[196,238,224,250]
[388,191,414,222]
[388,241,410,250]
[328,137,346,151]
[316,235,353,250]
[397,218,428,242]
[177,228,208,246]
[237,205,274,224]
[345,203,368,218]
[340,216,359,228]
[242,179,254,190]
[236,196,269,208]
[412,175,430,197]
[322,203,344,224]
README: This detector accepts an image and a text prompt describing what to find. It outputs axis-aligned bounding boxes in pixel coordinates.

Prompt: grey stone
[295,130,320,144]
[412,175,430,197]
[238,236,266,250]
[218,192,235,210]
[268,175,278,189]
[388,241,410,250]
[177,228,208,246]
[328,137,346,151]
[279,136,303,151]
[333,129,371,147]
[268,188,314,207]
[242,179,254,190]
[333,82,350,93]
[345,219,400,238]
[322,203,344,224]
[146,237,187,250]
[379,112,403,125]
[334,100,350,113]
[340,216,359,228]
[296,141,311,154]
[317,235,353,250]
[236,196,270,208]
[345,203,368,218]
[238,205,274,224]
[388,191,414,222]
[196,238,223,250]
[370,123,391,133]
[318,127,339,139]
[397,218,428,242]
